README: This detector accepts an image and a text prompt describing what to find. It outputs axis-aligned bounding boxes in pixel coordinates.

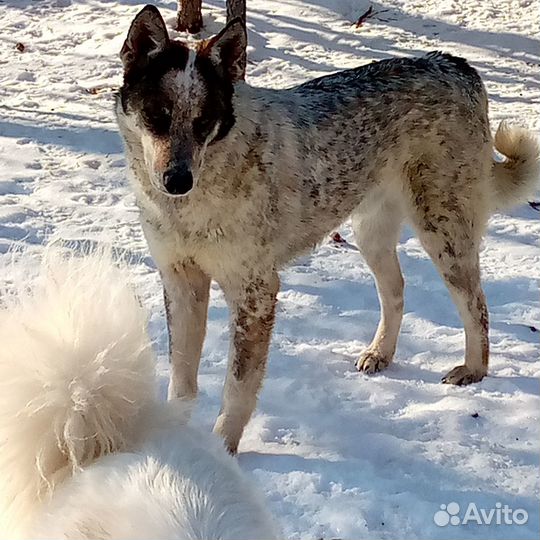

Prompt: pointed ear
[120,5,169,73]
[202,18,247,82]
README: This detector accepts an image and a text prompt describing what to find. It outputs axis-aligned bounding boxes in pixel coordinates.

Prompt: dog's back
[33,408,277,540]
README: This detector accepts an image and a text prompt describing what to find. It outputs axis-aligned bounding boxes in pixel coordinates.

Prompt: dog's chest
[137,189,265,279]
[140,196,224,243]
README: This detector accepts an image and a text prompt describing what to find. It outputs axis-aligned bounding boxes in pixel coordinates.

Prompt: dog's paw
[442,365,486,385]
[213,414,241,456]
[225,443,238,456]
[356,349,391,374]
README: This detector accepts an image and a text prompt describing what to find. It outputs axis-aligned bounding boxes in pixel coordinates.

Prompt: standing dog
[115,5,540,453]
[0,249,278,540]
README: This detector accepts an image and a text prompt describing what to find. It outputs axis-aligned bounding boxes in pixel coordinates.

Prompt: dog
[115,5,540,453]
[0,248,278,540]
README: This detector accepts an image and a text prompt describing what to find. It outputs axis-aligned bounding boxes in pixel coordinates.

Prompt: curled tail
[0,248,156,537]
[492,122,540,210]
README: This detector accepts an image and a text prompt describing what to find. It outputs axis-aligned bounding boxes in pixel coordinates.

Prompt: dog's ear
[120,5,169,73]
[202,18,247,83]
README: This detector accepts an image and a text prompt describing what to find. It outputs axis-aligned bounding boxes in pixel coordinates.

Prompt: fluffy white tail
[0,248,156,537]
[492,122,540,210]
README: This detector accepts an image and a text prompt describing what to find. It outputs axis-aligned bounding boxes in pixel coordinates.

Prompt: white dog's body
[32,411,277,540]
[0,250,277,540]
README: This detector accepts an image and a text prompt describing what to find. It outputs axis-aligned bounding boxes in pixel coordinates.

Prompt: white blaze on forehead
[175,48,198,91]
[168,47,207,118]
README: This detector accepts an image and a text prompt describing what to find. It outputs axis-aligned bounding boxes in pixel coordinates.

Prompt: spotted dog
[115,5,540,453]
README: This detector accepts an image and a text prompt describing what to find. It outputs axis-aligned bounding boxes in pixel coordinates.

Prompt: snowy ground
[0,0,539,538]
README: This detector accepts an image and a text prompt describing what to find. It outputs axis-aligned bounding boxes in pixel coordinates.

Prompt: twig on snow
[355,6,374,28]
[354,6,392,28]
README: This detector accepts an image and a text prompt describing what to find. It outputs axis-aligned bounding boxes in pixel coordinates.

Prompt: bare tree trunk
[226,0,247,79]
[176,0,202,33]
[226,0,246,22]
[176,0,247,77]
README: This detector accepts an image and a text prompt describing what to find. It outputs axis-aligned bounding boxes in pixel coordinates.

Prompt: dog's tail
[0,248,156,537]
[491,122,540,210]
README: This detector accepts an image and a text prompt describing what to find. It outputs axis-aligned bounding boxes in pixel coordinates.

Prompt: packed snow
[0,0,538,538]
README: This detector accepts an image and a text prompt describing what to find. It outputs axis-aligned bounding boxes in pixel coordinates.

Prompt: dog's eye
[142,102,171,136]
[193,117,214,143]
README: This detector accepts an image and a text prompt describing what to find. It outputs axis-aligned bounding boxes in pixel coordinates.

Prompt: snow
[0,0,539,538]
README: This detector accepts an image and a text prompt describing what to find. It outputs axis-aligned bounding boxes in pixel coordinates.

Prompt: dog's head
[116,5,246,197]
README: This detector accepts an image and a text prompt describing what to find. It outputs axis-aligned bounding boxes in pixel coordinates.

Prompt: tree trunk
[176,0,202,33]
[226,0,247,79]
[226,0,246,22]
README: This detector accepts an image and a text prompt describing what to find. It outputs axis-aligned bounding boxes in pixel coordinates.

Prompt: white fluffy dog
[0,249,278,540]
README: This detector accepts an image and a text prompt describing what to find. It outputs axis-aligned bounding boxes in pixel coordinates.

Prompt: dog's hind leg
[161,262,211,400]
[405,160,490,385]
[214,271,280,454]
[352,197,405,373]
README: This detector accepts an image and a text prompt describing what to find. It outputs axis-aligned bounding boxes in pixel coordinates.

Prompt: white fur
[492,121,540,209]
[0,248,278,540]
[175,48,197,91]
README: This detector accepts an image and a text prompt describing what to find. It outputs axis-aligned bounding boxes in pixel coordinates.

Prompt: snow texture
[0,0,538,538]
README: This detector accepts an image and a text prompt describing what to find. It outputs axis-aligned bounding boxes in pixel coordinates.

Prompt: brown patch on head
[152,138,172,174]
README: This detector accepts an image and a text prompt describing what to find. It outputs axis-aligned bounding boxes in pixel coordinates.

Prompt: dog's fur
[115,5,540,453]
[0,249,278,540]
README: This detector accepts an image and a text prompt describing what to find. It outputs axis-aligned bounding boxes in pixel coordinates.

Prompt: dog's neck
[200,82,297,176]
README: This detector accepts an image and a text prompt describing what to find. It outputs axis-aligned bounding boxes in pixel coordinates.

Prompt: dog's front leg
[161,262,211,401]
[214,272,280,454]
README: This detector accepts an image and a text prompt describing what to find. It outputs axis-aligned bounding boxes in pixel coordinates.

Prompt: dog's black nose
[163,166,193,195]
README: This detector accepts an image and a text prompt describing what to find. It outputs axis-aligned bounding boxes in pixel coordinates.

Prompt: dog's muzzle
[163,164,193,196]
